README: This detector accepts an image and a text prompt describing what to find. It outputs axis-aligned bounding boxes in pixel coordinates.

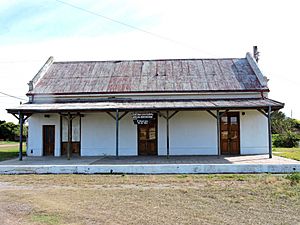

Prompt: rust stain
[31,58,267,94]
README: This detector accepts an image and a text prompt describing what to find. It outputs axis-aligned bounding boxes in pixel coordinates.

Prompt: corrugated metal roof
[7,98,283,114]
[28,54,269,95]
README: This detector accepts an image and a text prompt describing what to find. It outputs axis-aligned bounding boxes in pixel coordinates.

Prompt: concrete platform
[0,155,299,174]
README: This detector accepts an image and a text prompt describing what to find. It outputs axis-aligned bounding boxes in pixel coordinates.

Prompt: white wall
[82,111,218,156]
[81,113,136,156]
[119,113,137,156]
[158,111,218,155]
[27,113,61,156]
[27,110,269,157]
[240,110,269,154]
[81,113,114,156]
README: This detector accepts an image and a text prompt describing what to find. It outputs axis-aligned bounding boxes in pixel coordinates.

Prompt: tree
[271,111,288,134]
[271,111,300,147]
[0,121,18,140]
[0,120,28,141]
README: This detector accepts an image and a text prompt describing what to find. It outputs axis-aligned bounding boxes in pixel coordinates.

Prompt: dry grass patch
[0,174,299,225]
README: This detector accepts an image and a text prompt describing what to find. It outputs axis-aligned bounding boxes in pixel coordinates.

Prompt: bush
[273,132,300,148]
[286,172,300,186]
[272,134,279,146]
[294,119,300,130]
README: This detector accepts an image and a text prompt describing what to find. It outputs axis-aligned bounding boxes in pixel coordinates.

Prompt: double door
[220,112,240,155]
[138,115,157,156]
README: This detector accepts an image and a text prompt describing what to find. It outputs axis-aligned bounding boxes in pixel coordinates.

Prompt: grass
[31,214,60,225]
[0,143,26,161]
[273,147,300,161]
[0,174,299,225]
[286,172,300,185]
[0,141,18,145]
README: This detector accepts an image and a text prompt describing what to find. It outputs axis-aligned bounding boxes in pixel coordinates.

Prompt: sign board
[132,112,154,125]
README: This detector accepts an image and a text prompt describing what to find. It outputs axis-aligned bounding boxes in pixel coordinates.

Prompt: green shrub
[286,173,300,185]
[273,132,300,148]
[272,134,279,146]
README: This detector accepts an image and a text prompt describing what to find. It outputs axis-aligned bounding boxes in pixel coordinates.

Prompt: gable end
[246,52,268,87]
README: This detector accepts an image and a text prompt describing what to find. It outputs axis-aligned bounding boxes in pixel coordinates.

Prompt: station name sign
[132,112,154,125]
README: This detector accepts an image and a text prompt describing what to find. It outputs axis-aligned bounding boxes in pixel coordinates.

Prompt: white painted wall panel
[158,111,217,155]
[27,113,61,156]
[80,113,137,156]
[119,113,137,156]
[81,113,115,156]
[240,110,268,154]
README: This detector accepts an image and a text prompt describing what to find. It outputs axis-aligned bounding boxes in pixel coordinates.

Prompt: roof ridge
[52,57,245,64]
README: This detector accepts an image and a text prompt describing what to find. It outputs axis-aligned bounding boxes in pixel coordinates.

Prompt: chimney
[253,46,260,62]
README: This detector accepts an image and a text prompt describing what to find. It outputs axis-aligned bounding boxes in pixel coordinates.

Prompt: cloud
[0,0,161,45]
[0,0,300,121]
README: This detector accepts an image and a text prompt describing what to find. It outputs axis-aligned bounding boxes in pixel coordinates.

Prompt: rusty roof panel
[30,57,269,95]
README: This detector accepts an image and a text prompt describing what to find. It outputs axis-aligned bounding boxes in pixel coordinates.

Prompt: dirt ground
[0,174,299,225]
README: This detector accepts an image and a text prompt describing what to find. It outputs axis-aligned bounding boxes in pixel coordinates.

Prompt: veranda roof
[7,98,283,114]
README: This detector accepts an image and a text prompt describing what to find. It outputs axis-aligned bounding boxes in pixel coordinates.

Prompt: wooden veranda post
[116,109,119,158]
[216,110,221,157]
[257,107,273,159]
[67,113,72,160]
[268,106,272,158]
[18,111,24,161]
[107,110,128,158]
[166,111,169,158]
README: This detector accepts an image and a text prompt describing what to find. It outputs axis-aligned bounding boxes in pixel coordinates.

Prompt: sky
[0,0,299,122]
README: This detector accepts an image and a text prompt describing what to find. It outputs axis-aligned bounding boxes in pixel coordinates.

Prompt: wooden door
[220,112,240,155]
[43,125,55,156]
[138,115,157,156]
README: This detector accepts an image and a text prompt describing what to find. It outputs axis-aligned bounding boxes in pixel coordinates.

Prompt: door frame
[220,111,240,155]
[60,115,82,156]
[43,125,55,156]
[137,113,158,156]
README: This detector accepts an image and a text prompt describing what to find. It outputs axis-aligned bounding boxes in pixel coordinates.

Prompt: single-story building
[7,50,284,160]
